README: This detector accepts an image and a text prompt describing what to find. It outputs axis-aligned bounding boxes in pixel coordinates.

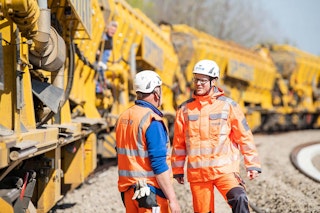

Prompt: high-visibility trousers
[121,187,170,213]
[189,172,249,213]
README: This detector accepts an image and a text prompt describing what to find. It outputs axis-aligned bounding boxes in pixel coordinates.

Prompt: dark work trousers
[226,187,250,213]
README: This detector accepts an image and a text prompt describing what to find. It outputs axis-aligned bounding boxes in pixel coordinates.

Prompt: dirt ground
[52,130,320,213]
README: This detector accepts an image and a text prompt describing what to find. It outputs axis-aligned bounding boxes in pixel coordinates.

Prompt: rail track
[247,139,320,213]
[290,141,320,183]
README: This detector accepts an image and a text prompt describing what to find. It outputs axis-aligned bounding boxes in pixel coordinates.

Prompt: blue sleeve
[146,120,169,175]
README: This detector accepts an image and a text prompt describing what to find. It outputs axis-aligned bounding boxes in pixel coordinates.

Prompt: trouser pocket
[136,190,158,208]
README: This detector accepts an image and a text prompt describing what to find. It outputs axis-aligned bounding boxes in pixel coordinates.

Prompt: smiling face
[193,73,214,96]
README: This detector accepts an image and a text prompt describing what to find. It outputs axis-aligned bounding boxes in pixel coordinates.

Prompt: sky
[259,0,320,55]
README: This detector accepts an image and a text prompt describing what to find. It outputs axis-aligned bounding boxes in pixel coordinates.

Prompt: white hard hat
[134,70,162,93]
[193,59,220,78]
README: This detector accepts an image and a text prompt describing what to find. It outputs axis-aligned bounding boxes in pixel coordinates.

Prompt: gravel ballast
[52,130,320,213]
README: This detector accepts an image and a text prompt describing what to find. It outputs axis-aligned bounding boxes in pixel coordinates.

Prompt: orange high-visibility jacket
[116,104,170,192]
[171,87,261,182]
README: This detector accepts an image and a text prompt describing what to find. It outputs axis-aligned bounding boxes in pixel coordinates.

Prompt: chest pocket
[187,114,200,137]
[209,113,228,137]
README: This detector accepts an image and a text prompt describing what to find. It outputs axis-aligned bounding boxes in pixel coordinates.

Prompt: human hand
[174,176,184,184]
[247,170,259,180]
[169,199,181,213]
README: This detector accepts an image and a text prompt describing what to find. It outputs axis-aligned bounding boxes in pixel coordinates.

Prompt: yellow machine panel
[0,1,319,212]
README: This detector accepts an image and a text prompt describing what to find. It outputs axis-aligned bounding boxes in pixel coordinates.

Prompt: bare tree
[206,0,280,47]
[126,0,284,48]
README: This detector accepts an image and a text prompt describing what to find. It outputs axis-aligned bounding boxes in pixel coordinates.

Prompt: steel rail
[290,141,320,183]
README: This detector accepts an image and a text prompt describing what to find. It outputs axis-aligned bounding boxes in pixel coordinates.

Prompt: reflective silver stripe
[241,143,256,152]
[213,136,231,154]
[188,147,214,156]
[137,111,153,151]
[171,160,185,168]
[217,96,237,107]
[117,147,148,157]
[188,114,199,121]
[188,140,234,156]
[187,154,239,168]
[217,133,228,145]
[172,148,186,156]
[209,113,228,120]
[182,106,191,144]
[119,169,155,177]
[242,118,250,131]
[117,111,153,158]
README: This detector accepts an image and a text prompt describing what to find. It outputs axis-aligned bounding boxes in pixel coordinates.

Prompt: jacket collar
[135,100,163,117]
[192,87,224,104]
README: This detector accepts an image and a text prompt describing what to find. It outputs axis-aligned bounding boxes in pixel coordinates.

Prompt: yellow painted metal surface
[84,133,97,178]
[266,45,320,112]
[0,0,104,212]
[0,0,319,212]
[36,149,62,213]
[62,140,84,185]
[98,131,117,158]
[0,19,17,131]
[0,198,14,213]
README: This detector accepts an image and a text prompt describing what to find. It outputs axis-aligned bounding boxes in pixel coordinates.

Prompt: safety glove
[132,179,151,200]
[97,61,107,70]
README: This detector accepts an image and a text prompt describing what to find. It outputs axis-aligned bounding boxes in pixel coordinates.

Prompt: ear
[153,92,160,101]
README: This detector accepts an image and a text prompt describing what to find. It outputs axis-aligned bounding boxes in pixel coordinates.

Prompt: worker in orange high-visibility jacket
[171,59,262,213]
[116,70,181,213]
